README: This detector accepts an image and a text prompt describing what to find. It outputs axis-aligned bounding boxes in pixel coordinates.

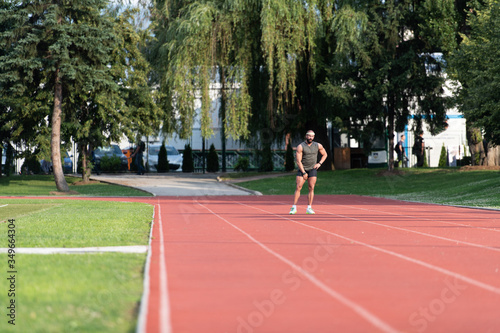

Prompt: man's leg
[294,176,306,205]
[307,176,317,206]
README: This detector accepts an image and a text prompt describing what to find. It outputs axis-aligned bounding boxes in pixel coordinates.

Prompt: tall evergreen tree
[449,0,500,146]
[0,2,159,185]
[320,0,457,171]
[0,0,119,191]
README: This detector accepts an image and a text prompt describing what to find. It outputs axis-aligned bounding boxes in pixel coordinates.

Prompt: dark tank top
[300,141,319,170]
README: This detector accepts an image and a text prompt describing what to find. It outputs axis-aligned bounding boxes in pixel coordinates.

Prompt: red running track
[142,195,500,333]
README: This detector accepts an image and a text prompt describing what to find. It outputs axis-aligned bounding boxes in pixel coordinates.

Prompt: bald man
[290,130,327,215]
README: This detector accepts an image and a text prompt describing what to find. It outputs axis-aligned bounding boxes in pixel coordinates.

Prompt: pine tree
[0,1,148,189]
[207,144,219,173]
[438,144,448,167]
[0,3,160,184]
[182,144,194,173]
[259,144,274,172]
[157,142,169,173]
[320,0,457,171]
[285,142,295,172]
[450,0,500,147]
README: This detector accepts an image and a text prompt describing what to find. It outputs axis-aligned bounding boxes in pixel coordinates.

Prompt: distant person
[395,134,407,167]
[413,132,425,167]
[131,141,146,175]
[290,130,328,215]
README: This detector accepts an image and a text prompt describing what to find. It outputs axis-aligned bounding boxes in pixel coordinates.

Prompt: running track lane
[144,195,500,333]
[4,195,498,332]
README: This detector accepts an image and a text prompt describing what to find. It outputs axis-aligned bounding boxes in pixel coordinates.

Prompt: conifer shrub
[285,142,295,172]
[207,144,219,172]
[182,144,194,172]
[259,144,274,172]
[438,143,447,167]
[157,142,169,173]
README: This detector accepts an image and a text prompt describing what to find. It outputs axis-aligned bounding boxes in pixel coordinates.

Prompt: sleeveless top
[300,141,319,170]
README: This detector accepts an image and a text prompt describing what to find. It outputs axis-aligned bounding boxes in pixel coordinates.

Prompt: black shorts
[297,169,318,178]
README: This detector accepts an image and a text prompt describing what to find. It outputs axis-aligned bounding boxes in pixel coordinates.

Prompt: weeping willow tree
[150,1,252,139]
[149,0,328,167]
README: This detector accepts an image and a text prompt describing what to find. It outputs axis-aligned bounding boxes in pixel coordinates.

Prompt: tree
[319,0,457,171]
[206,144,219,172]
[66,8,160,182]
[157,142,169,173]
[149,0,331,167]
[438,143,448,167]
[182,143,194,173]
[149,0,253,174]
[259,143,274,172]
[285,142,295,172]
[0,2,159,185]
[449,0,500,164]
[0,1,118,191]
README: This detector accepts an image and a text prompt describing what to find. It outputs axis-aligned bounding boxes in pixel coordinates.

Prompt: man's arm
[295,145,306,174]
[314,143,328,169]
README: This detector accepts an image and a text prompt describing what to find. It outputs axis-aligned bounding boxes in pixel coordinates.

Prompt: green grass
[233,168,500,209]
[0,253,145,333]
[0,198,152,332]
[0,199,153,247]
[0,175,152,196]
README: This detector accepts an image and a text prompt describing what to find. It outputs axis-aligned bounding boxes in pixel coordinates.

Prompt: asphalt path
[90,173,262,196]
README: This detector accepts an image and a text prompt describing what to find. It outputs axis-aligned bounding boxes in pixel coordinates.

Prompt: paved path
[90,173,262,196]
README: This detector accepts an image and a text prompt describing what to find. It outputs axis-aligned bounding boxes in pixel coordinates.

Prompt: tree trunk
[486,143,500,166]
[80,142,92,182]
[51,72,69,192]
[0,146,3,177]
[220,67,227,172]
[387,103,395,172]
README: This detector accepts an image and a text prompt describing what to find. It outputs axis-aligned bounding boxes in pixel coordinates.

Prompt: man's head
[305,130,315,143]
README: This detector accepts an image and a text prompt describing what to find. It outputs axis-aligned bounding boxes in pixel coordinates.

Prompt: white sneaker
[289,206,297,215]
[306,207,315,215]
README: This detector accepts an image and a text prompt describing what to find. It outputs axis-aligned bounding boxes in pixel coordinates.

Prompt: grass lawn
[0,175,152,196]
[230,168,500,209]
[0,199,153,247]
[0,176,153,333]
[0,253,145,333]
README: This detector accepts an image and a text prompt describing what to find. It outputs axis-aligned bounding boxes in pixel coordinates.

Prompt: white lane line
[324,198,500,233]
[197,201,400,333]
[136,205,156,333]
[0,245,147,254]
[314,207,500,253]
[0,204,8,208]
[239,202,500,295]
[256,198,500,252]
[158,201,173,333]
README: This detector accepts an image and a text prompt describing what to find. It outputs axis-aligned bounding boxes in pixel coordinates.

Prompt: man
[395,134,407,167]
[290,130,328,215]
[131,140,145,175]
[413,132,425,167]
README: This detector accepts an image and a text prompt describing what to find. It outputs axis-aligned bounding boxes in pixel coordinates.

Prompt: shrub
[157,142,169,173]
[259,144,274,172]
[207,144,219,172]
[285,142,295,172]
[234,157,250,172]
[100,156,122,172]
[182,144,194,172]
[21,154,41,174]
[438,143,448,167]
